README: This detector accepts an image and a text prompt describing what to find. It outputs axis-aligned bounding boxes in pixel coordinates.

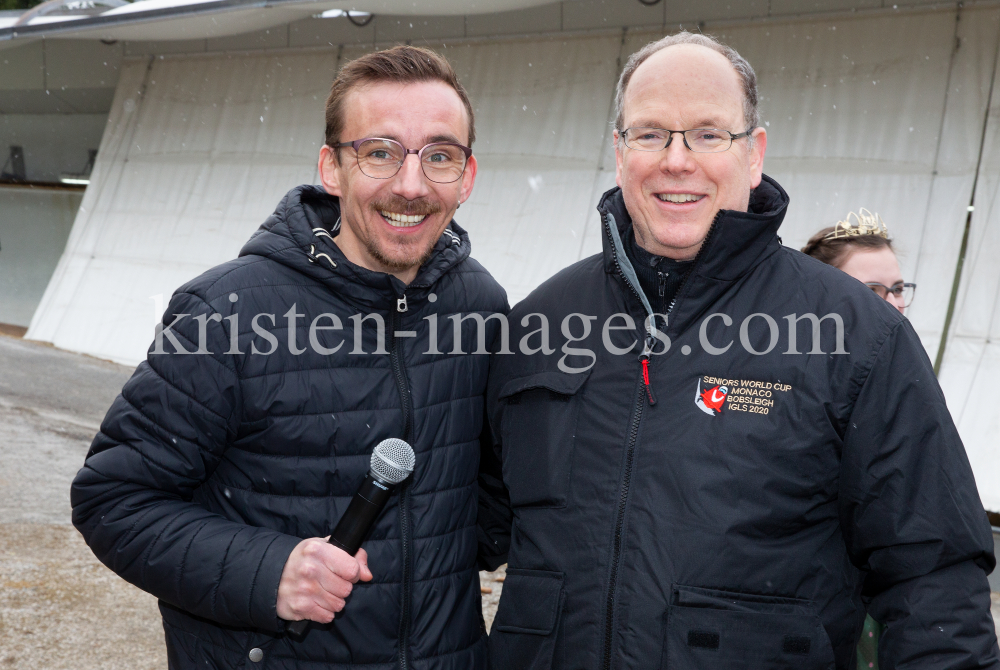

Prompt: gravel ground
[0,524,165,669]
[3,334,998,666]
[479,564,506,632]
[0,335,162,669]
[0,335,503,668]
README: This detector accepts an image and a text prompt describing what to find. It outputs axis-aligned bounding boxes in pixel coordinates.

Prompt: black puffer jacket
[71,185,508,670]
[485,177,999,670]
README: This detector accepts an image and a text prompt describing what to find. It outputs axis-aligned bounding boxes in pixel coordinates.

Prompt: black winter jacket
[485,177,999,670]
[71,185,508,670]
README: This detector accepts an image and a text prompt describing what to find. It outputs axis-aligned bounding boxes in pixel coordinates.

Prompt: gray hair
[614,32,760,137]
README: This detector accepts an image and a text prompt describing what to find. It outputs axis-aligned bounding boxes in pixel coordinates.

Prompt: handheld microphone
[286,438,415,637]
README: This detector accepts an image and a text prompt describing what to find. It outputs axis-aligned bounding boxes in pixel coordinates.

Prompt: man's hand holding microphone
[279,438,415,635]
[276,537,373,624]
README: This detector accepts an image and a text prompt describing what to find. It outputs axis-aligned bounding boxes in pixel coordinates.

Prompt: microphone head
[371,438,415,485]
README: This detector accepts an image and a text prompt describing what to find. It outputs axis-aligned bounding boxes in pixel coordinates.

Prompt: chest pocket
[498,369,591,508]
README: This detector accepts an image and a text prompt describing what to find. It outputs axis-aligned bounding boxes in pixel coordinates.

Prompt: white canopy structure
[12,0,1000,507]
[0,0,554,41]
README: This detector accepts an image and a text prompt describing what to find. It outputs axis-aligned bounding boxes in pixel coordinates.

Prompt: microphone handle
[286,473,395,637]
[330,473,394,553]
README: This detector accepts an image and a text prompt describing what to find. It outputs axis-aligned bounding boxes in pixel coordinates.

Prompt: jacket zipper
[599,210,721,669]
[307,239,413,667]
[602,373,646,670]
[601,212,652,670]
[390,293,413,670]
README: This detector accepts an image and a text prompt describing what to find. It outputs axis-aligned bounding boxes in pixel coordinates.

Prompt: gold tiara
[824,208,889,240]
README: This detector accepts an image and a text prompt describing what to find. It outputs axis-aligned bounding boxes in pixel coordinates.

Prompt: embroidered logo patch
[695,382,728,415]
[695,376,793,416]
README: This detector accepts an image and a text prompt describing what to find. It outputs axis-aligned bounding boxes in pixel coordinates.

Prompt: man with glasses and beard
[484,32,999,670]
[72,46,507,669]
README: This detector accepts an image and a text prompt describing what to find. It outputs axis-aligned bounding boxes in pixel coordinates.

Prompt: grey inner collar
[607,212,657,338]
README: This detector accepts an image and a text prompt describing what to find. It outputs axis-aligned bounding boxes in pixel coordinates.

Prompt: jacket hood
[239,184,472,310]
[597,174,789,335]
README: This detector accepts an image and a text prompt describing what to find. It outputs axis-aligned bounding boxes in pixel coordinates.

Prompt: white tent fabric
[28,51,328,360]
[445,35,624,300]
[27,6,1000,502]
[936,13,1000,511]
[719,10,1000,361]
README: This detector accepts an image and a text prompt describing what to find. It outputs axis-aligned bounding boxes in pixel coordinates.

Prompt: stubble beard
[366,236,436,273]
[362,195,446,273]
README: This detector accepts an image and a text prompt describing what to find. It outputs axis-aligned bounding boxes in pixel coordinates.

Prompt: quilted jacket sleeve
[70,289,301,633]
[839,318,1000,670]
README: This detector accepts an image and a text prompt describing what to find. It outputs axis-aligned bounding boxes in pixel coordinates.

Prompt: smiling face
[318,80,477,284]
[615,44,766,260]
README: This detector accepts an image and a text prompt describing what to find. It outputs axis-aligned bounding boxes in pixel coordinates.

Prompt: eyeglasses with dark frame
[865,281,917,307]
[334,138,472,183]
[619,127,754,154]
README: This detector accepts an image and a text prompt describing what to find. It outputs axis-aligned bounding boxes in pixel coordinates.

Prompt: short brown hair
[801,226,894,268]
[325,45,475,152]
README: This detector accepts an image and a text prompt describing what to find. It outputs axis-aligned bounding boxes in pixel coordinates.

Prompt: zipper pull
[658,271,667,297]
[639,333,657,406]
[397,293,408,313]
[641,357,657,406]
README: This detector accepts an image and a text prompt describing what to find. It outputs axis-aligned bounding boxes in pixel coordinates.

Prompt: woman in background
[802,209,917,669]
[802,208,916,315]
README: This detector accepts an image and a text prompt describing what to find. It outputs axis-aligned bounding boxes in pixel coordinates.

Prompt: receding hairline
[642,41,739,68]
[614,31,760,137]
[622,43,746,123]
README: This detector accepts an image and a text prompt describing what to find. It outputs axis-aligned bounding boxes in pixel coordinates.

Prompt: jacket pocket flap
[666,584,836,670]
[494,568,564,635]
[673,584,813,615]
[498,369,591,400]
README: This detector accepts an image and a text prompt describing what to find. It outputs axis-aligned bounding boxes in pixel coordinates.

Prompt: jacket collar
[597,174,789,335]
[239,185,471,311]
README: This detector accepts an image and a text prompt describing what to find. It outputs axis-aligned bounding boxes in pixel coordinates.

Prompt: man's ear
[318,145,343,197]
[613,130,624,189]
[748,126,767,189]
[458,154,478,204]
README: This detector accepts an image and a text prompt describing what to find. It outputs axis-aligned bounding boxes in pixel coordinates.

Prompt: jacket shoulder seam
[200,255,272,292]
[159,295,241,382]
[845,319,904,416]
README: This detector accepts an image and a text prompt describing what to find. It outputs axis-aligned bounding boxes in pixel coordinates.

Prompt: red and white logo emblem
[695,379,728,416]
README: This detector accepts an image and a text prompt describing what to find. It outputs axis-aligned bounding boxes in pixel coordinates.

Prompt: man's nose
[392,154,430,198]
[660,133,695,174]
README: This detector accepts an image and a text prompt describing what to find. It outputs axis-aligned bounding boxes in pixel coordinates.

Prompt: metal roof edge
[0,0,289,41]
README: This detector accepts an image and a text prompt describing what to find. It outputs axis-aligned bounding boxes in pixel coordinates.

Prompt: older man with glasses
[72,45,507,670]
[484,32,999,670]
